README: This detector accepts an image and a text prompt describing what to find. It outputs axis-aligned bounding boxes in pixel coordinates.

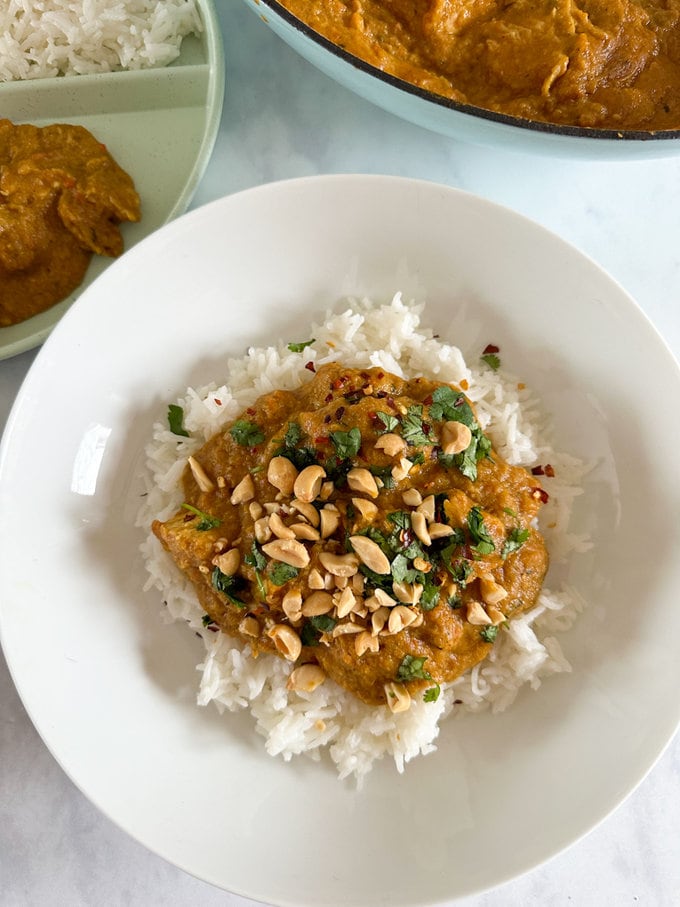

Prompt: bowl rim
[257,0,680,142]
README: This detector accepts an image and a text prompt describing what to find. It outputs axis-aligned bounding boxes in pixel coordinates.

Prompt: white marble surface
[2,3,680,905]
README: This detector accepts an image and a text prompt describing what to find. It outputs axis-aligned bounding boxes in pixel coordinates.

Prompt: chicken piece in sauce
[0,119,140,327]
[153,363,549,710]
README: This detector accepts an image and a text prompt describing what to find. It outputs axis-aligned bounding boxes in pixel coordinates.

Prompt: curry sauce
[153,364,548,710]
[277,0,680,131]
[0,119,140,327]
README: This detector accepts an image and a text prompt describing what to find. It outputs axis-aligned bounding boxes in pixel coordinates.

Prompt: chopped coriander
[244,541,267,599]
[287,339,315,353]
[501,527,530,559]
[430,386,491,481]
[369,464,396,489]
[211,567,247,607]
[423,684,441,702]
[284,421,304,447]
[376,411,400,433]
[181,502,221,531]
[428,386,474,425]
[274,421,317,470]
[167,403,189,437]
[329,427,362,459]
[269,562,299,586]
[467,506,495,556]
[390,552,411,584]
[396,654,432,682]
[419,581,440,611]
[300,614,336,646]
[480,352,501,370]
[480,625,499,643]
[230,419,265,447]
[201,613,216,627]
[450,559,473,587]
[401,404,430,447]
[387,510,411,531]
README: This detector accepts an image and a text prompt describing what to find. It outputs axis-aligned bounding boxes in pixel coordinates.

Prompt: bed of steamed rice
[137,295,590,782]
[0,1,201,81]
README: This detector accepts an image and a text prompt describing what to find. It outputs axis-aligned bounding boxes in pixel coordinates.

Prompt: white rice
[137,294,590,782]
[0,0,202,81]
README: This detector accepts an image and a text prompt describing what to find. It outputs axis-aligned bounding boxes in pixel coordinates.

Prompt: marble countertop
[2,3,680,905]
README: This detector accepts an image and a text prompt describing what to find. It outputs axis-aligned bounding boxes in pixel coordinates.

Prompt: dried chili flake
[305,361,316,372]
[483,343,500,354]
[532,487,550,503]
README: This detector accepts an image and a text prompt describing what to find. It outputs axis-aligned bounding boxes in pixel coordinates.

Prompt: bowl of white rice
[1,175,679,905]
[0,0,225,361]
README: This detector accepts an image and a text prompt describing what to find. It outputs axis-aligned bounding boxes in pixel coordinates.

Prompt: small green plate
[0,0,225,361]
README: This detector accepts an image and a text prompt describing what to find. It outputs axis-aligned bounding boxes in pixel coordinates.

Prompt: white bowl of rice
[1,175,679,905]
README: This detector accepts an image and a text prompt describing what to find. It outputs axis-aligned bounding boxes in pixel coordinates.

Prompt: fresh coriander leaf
[390,553,411,584]
[300,614,337,646]
[230,419,265,447]
[201,613,216,627]
[396,654,432,682]
[387,510,411,531]
[329,427,362,459]
[181,502,221,531]
[480,625,499,643]
[467,506,495,556]
[287,339,315,353]
[284,421,304,447]
[428,386,475,425]
[310,614,336,632]
[211,567,247,607]
[369,465,396,489]
[167,403,189,437]
[451,559,473,586]
[269,562,299,586]
[481,352,501,370]
[376,411,400,433]
[244,541,267,599]
[438,429,491,482]
[501,527,530,559]
[419,581,440,611]
[423,684,441,702]
[401,404,430,447]
[244,541,266,572]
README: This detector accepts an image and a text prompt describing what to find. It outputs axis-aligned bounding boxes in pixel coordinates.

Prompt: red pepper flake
[423,394,433,405]
[323,414,331,424]
[332,376,347,389]
[544,464,555,477]
[460,379,469,391]
[246,407,256,416]
[376,371,385,379]
[335,406,345,420]
[214,398,222,406]
[324,392,333,404]
[483,343,500,354]
[532,487,550,503]
[305,361,316,372]
[531,465,545,476]
[314,436,329,445]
